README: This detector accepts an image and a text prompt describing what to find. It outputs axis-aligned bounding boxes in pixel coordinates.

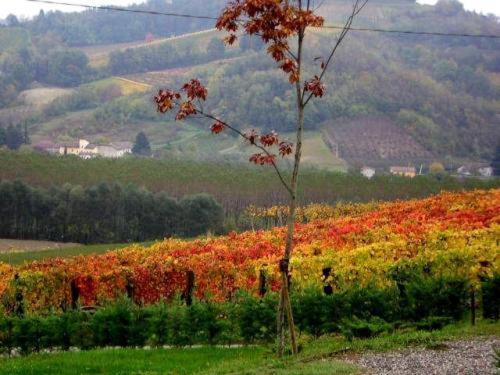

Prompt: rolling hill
[0,0,499,169]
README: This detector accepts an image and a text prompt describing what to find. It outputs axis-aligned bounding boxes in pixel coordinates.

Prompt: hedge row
[0,275,498,355]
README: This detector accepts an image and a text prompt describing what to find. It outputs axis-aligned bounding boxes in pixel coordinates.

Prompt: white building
[57,139,133,159]
[360,166,376,179]
[478,166,493,177]
[457,166,472,177]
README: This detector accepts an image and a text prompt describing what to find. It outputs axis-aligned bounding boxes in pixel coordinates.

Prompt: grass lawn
[0,320,497,375]
[0,242,152,265]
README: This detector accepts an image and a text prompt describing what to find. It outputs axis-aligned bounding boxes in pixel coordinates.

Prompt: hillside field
[0,190,498,373]
[0,242,153,265]
[1,189,497,312]
[0,150,498,214]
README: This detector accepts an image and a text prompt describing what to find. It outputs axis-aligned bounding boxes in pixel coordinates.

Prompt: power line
[24,0,500,39]
[321,25,500,39]
[25,0,218,20]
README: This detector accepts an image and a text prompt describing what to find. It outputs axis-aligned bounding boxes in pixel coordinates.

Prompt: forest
[0,180,224,244]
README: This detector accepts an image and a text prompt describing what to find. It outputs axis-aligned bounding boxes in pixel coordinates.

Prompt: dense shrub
[0,279,485,355]
[341,317,393,340]
[414,316,453,331]
[405,276,469,321]
[389,263,470,321]
[482,275,500,320]
[92,299,133,347]
[237,293,277,343]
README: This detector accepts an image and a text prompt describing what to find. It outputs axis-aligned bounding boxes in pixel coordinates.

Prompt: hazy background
[1,0,499,19]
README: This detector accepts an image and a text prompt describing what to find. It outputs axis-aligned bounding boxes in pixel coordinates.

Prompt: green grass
[0,347,268,375]
[0,320,497,375]
[0,346,358,375]
[0,242,152,265]
[298,319,500,357]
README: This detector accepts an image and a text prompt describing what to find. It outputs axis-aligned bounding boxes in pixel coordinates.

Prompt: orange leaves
[260,131,279,147]
[304,76,325,97]
[210,121,226,134]
[154,89,180,113]
[2,190,497,313]
[156,80,208,121]
[278,141,293,156]
[244,129,259,145]
[246,130,294,161]
[175,101,197,120]
[267,42,287,61]
[224,34,238,46]
[182,79,208,101]
[249,153,276,165]
[215,0,325,83]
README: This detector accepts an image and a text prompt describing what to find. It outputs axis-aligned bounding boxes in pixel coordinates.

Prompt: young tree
[154,0,368,356]
[0,127,6,147]
[132,131,152,156]
[5,124,24,150]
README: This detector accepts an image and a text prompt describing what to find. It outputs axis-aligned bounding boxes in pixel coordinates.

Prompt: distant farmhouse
[390,166,417,178]
[457,164,494,178]
[478,166,493,177]
[37,139,132,159]
[360,166,376,179]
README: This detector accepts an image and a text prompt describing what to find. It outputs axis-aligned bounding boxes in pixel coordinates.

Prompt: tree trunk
[277,286,286,357]
[277,23,306,357]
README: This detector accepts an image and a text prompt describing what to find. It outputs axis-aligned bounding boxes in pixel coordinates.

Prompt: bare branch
[312,0,327,12]
[303,0,368,107]
[194,109,294,196]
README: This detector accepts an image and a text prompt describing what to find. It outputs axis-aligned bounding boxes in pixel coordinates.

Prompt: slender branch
[303,0,368,107]
[312,0,327,12]
[194,109,294,196]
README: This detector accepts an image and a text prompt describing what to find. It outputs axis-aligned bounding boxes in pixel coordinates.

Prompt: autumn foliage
[153,0,334,170]
[0,190,498,314]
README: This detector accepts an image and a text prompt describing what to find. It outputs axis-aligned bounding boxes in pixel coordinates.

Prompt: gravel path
[348,338,499,375]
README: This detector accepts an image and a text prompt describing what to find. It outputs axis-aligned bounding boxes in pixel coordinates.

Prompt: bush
[293,289,330,337]
[146,302,169,347]
[237,293,277,343]
[166,304,193,347]
[414,316,453,331]
[0,284,477,355]
[341,317,393,341]
[0,316,14,355]
[390,263,469,321]
[482,275,500,320]
[405,276,469,321]
[344,285,400,322]
[92,298,134,347]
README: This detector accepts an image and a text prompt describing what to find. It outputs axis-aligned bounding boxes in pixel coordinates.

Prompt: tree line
[0,180,224,244]
[22,0,227,47]
[0,151,498,219]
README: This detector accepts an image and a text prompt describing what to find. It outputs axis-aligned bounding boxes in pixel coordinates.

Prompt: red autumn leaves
[216,0,324,83]
[304,76,325,98]
[155,0,332,167]
[154,79,205,120]
[154,79,294,167]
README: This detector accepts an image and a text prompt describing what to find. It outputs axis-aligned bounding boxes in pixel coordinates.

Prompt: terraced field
[78,28,218,68]
[84,76,152,95]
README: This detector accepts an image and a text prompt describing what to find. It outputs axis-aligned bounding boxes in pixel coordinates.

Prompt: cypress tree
[132,132,151,156]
